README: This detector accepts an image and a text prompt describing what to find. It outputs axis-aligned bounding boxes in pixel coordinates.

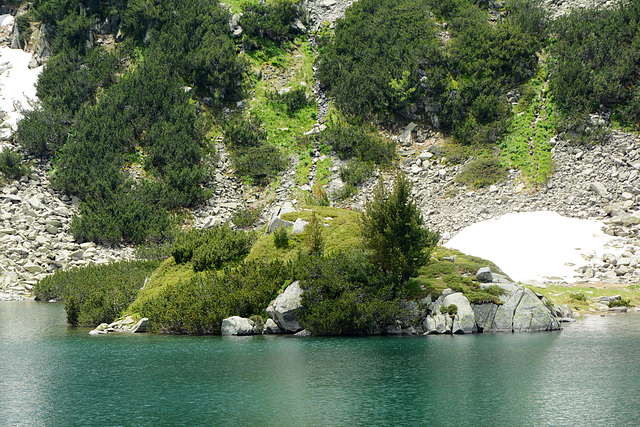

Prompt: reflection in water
[1,302,640,425]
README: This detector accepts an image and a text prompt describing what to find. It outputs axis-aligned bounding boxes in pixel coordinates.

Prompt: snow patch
[0,44,43,139]
[445,211,622,284]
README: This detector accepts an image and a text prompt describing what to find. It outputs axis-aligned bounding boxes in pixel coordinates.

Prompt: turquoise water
[2,302,640,426]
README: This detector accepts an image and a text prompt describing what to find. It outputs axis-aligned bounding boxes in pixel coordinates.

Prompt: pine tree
[361,172,439,283]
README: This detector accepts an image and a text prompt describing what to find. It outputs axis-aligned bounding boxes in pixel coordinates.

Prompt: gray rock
[129,317,148,333]
[423,312,451,334]
[476,267,493,283]
[267,217,294,234]
[264,318,283,334]
[221,316,258,336]
[589,182,608,197]
[291,218,309,235]
[491,288,524,332]
[472,303,499,332]
[443,292,477,334]
[265,281,303,333]
[512,288,560,332]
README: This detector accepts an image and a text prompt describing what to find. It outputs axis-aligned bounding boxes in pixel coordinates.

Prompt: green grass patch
[500,70,558,186]
[408,247,506,302]
[525,284,640,312]
[246,206,361,263]
[247,38,317,153]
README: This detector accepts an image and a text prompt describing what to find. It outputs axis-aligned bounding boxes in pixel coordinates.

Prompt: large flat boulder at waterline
[221,316,258,336]
[265,281,303,333]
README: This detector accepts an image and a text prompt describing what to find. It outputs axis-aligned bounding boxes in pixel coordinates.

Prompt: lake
[1,301,639,426]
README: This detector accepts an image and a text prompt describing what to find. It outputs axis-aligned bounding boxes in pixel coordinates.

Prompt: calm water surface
[1,301,640,426]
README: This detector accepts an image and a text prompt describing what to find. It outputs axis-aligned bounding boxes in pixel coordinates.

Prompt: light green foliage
[500,73,558,185]
[247,206,361,263]
[526,284,640,312]
[248,39,317,152]
[361,173,439,283]
[410,247,505,302]
[33,260,161,326]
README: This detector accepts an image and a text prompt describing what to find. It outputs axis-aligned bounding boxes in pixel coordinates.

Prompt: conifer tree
[361,173,439,283]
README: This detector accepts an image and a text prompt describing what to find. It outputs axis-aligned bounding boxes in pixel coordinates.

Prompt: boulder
[589,182,608,197]
[221,316,258,336]
[490,288,524,332]
[129,318,148,333]
[267,217,294,234]
[291,218,309,235]
[476,267,493,283]
[423,312,451,334]
[443,292,477,334]
[265,281,303,333]
[264,318,283,334]
[471,303,499,332]
[512,288,560,332]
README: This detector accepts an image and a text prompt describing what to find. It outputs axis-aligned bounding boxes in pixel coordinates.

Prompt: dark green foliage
[70,192,172,246]
[171,226,255,271]
[361,173,439,283]
[33,260,161,326]
[297,251,409,336]
[440,304,458,316]
[339,159,374,186]
[14,105,68,156]
[267,86,310,115]
[609,298,633,308]
[454,154,507,188]
[319,121,395,164]
[49,59,207,244]
[224,116,287,184]
[232,205,262,229]
[240,0,298,42]
[303,212,324,255]
[138,260,291,334]
[551,2,640,122]
[122,0,246,100]
[318,0,539,144]
[0,148,29,180]
[15,14,31,48]
[224,116,267,149]
[273,226,289,249]
[37,49,118,116]
[317,0,440,119]
[232,144,287,184]
[570,292,587,302]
